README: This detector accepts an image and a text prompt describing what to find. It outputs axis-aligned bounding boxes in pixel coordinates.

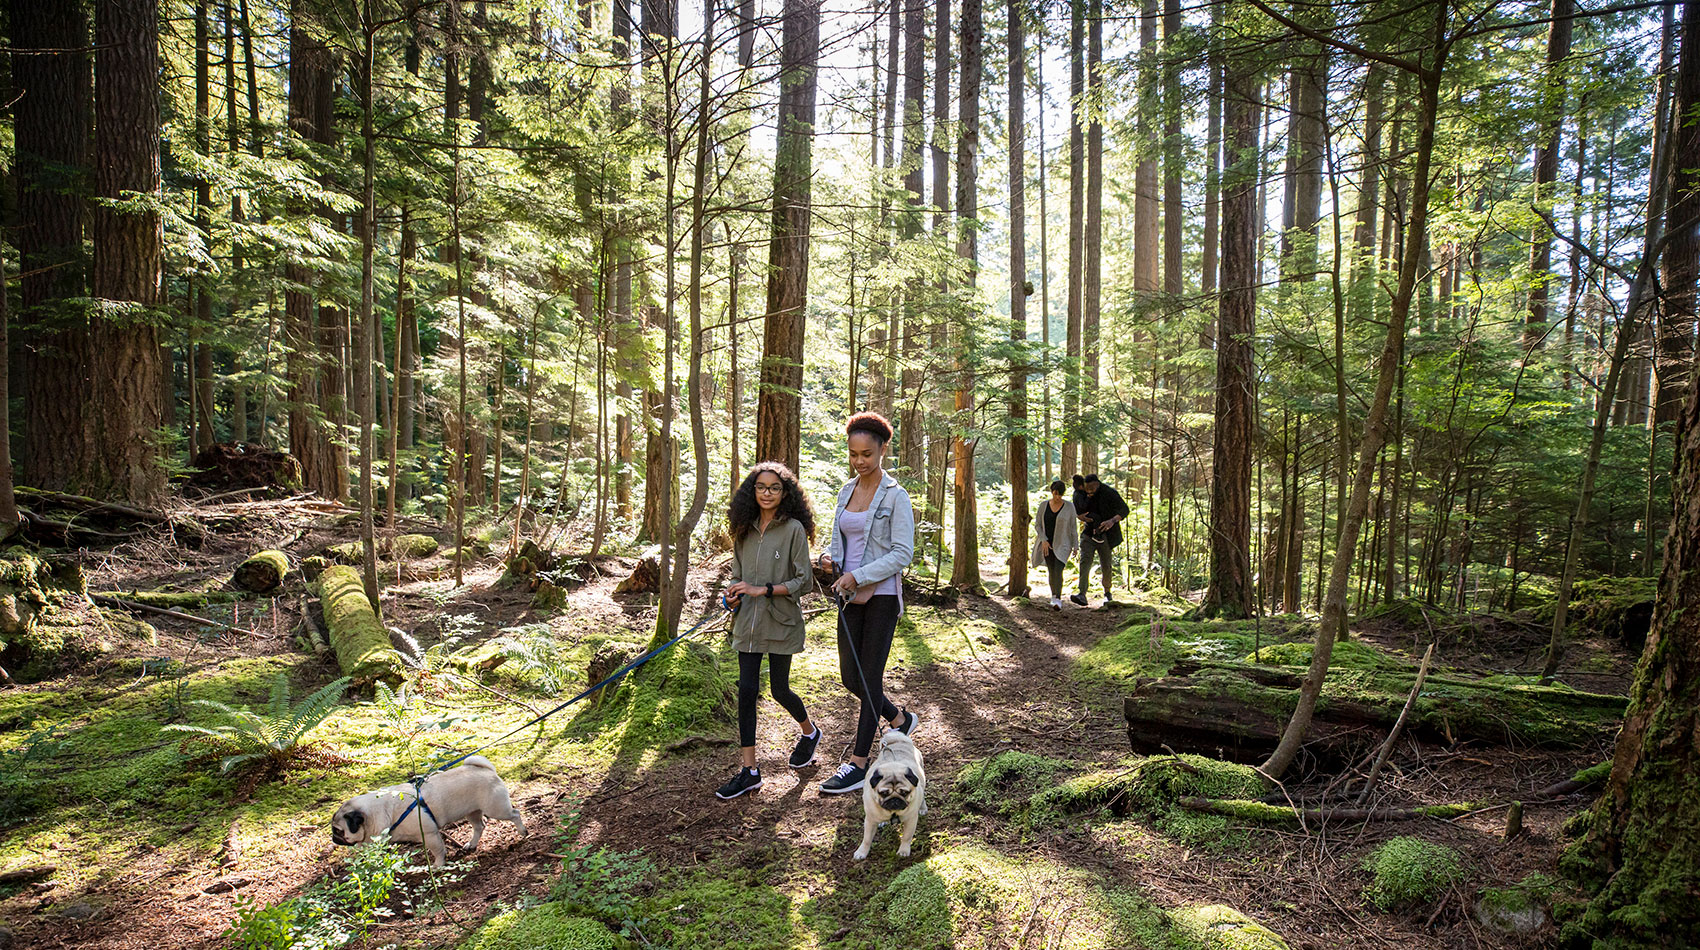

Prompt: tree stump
[614,556,661,595]
[585,641,645,704]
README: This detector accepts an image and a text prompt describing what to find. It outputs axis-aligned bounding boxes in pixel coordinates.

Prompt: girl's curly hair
[728,461,817,543]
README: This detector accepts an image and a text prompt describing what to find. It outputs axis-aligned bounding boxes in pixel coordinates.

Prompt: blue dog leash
[386,603,733,837]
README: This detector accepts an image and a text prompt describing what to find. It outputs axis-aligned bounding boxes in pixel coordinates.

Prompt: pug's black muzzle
[881,796,909,812]
[332,831,352,846]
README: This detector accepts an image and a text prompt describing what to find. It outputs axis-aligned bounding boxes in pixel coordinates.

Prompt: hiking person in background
[1071,473,1129,607]
[716,462,821,800]
[816,411,919,795]
[1032,480,1079,610]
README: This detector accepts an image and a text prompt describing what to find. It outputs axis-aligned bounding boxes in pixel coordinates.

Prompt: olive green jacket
[728,517,812,654]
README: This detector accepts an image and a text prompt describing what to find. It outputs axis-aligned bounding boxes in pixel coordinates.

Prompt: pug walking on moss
[853,728,927,860]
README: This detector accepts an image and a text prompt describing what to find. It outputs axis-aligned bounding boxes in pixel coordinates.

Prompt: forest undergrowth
[0,501,1634,950]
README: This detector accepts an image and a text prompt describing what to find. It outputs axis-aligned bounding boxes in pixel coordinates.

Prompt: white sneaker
[1050,597,1063,611]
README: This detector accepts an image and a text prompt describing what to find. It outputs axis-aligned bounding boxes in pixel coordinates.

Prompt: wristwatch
[766,583,774,597]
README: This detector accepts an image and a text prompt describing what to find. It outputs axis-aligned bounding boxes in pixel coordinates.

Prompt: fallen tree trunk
[1124,661,1624,764]
[315,565,402,683]
[233,550,290,593]
[1174,796,1486,825]
[94,589,239,609]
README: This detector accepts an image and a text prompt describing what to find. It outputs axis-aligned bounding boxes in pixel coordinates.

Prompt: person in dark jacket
[1071,473,1129,606]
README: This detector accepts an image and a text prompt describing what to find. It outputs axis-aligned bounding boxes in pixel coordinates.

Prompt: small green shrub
[551,808,654,931]
[0,721,67,825]
[1362,836,1464,910]
[493,625,579,696]
[221,837,412,949]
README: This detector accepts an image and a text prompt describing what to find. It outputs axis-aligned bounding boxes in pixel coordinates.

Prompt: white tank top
[839,507,900,597]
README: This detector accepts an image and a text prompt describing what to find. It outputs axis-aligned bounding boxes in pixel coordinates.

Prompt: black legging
[839,594,902,758]
[1078,535,1115,596]
[1045,553,1066,598]
[737,651,809,748]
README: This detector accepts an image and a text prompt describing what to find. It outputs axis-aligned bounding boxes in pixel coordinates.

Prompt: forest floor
[0,498,1632,950]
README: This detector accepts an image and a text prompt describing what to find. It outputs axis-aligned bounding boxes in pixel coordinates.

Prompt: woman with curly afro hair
[714,461,822,800]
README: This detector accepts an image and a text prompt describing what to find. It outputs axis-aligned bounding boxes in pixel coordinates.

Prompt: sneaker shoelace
[831,762,857,779]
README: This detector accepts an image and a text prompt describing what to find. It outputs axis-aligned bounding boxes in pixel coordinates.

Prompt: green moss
[1030,755,1267,827]
[882,844,1033,948]
[300,555,331,581]
[315,566,402,682]
[460,903,617,950]
[1359,598,1453,628]
[637,866,801,948]
[233,550,290,593]
[1362,837,1464,910]
[954,751,1072,818]
[1,551,154,680]
[325,541,364,565]
[388,534,440,559]
[94,590,240,609]
[1245,638,1396,671]
[1168,904,1290,950]
[1569,761,1611,785]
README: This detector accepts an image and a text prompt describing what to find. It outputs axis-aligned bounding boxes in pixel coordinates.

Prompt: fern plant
[163,673,351,794]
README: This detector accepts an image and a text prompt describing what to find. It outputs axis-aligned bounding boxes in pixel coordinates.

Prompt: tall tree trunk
[356,3,382,609]
[1657,0,1700,425]
[951,0,982,589]
[1200,0,1221,302]
[14,0,90,491]
[927,0,952,531]
[86,0,168,505]
[1565,304,1700,948]
[755,0,822,474]
[1083,0,1108,474]
[1063,0,1084,476]
[286,9,341,500]
[1201,61,1259,620]
[1526,0,1575,349]
[1007,0,1030,596]
[194,0,216,452]
[1263,5,1451,780]
[898,0,926,483]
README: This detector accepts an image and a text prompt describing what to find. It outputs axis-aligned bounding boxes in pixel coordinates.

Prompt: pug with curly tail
[853,728,927,860]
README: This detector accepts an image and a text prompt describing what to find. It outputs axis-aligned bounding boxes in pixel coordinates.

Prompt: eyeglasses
[754,483,784,495]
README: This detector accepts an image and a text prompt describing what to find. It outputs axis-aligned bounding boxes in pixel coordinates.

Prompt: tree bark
[1007,0,1030,596]
[1526,0,1575,349]
[951,0,983,589]
[14,0,90,492]
[755,0,822,475]
[1201,61,1258,620]
[87,0,168,506]
[1657,0,1700,425]
[1063,0,1084,476]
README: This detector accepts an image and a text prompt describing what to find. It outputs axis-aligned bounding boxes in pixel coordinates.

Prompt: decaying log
[1124,661,1625,765]
[314,566,402,683]
[233,550,290,593]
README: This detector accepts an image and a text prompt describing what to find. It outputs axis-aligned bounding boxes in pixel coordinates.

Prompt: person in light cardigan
[1031,479,1079,610]
[815,412,919,796]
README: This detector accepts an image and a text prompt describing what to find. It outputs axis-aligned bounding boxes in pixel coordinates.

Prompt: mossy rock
[1169,904,1291,950]
[385,534,440,559]
[1362,836,1464,910]
[954,751,1071,818]
[1544,575,1656,650]
[1030,754,1267,823]
[459,903,617,950]
[1474,874,1555,935]
[325,541,364,565]
[233,550,290,593]
[314,566,402,683]
[882,844,1033,947]
[1359,598,1454,629]
[1,550,154,680]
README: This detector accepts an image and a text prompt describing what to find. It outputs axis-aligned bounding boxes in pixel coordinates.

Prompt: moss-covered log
[92,589,240,609]
[232,550,290,593]
[325,541,363,565]
[386,534,439,558]
[1124,661,1624,763]
[315,565,402,683]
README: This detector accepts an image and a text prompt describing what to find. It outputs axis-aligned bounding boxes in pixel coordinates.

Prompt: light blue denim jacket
[827,472,915,614]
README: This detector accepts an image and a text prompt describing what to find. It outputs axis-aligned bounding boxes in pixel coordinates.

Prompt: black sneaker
[1069,593,1089,606]
[715,768,762,800]
[895,708,920,736]
[789,729,821,769]
[819,763,867,794]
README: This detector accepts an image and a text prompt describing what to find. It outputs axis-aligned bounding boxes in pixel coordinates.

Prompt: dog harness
[386,785,440,837]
